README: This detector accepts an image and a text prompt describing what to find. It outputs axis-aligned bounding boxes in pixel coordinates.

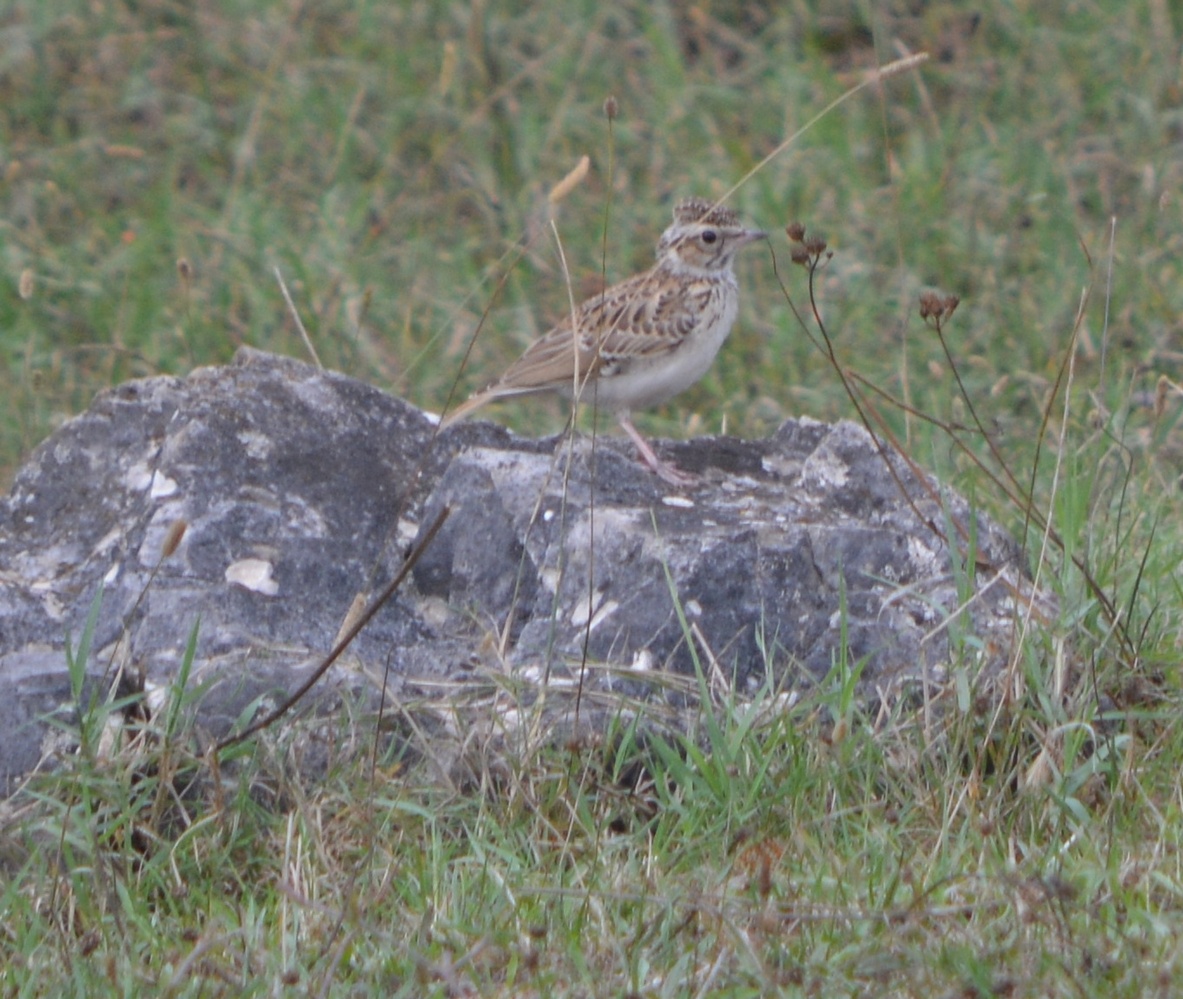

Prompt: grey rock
[0,348,1045,796]
[416,417,1039,702]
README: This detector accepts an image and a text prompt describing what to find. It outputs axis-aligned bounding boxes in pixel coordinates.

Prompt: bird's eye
[701,230,717,244]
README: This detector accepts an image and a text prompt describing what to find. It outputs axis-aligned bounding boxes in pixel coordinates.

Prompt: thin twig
[274,265,323,369]
[214,504,451,753]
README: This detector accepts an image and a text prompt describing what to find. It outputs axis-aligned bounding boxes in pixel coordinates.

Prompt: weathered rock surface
[0,348,1044,796]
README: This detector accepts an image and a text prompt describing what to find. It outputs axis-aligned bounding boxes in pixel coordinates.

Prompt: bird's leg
[617,413,698,487]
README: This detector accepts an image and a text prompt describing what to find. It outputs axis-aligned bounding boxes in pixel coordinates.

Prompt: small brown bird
[442,197,766,485]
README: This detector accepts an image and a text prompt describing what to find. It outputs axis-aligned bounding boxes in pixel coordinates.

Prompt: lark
[442,197,767,485]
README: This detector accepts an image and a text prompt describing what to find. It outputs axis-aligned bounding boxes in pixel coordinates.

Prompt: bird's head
[656,197,767,273]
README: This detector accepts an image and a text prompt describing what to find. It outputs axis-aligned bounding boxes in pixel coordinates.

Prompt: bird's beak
[740,228,769,245]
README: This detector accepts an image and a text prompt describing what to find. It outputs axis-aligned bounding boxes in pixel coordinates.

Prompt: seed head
[802,234,827,257]
[920,291,960,326]
[161,519,188,559]
[789,245,812,267]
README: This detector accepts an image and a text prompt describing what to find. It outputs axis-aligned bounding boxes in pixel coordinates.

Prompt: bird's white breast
[579,277,739,413]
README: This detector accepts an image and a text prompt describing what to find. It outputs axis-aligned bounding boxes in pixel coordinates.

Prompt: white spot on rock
[397,518,419,546]
[42,592,66,622]
[629,648,656,672]
[149,471,178,498]
[144,679,168,717]
[225,558,279,596]
[570,589,619,632]
[126,461,154,492]
[907,536,938,569]
[238,430,273,461]
[803,450,849,489]
[588,599,619,632]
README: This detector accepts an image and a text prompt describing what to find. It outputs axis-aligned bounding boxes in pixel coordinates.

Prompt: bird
[441,197,767,486]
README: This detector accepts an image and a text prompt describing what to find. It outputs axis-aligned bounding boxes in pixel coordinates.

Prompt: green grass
[3,0,1183,994]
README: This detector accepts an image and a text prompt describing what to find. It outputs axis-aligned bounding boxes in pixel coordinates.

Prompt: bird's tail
[439,389,495,429]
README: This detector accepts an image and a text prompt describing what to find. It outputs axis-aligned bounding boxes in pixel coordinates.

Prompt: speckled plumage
[443,197,765,485]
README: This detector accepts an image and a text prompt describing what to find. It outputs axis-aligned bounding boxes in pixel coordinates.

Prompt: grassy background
[3,0,1183,994]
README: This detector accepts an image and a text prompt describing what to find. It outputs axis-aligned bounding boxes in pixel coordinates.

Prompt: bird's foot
[618,415,700,489]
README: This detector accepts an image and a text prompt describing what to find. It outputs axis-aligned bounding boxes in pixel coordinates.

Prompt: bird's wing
[581,278,703,370]
[491,271,694,391]
[446,270,703,422]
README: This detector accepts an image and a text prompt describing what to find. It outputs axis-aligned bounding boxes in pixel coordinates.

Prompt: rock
[415,418,1042,702]
[0,348,1046,796]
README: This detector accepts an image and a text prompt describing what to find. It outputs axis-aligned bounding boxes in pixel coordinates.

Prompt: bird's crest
[672,197,740,229]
